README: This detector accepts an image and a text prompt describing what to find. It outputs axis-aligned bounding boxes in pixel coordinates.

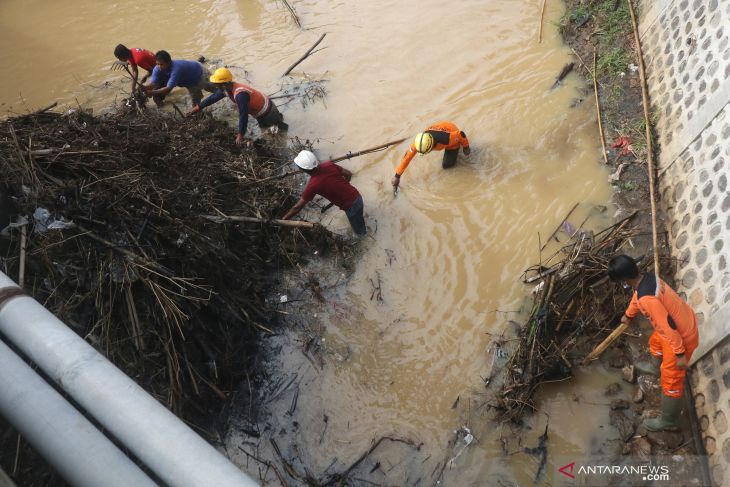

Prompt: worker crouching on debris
[186,68,288,147]
[114,44,156,94]
[607,254,699,432]
[391,121,470,189]
[143,50,215,107]
[282,151,366,236]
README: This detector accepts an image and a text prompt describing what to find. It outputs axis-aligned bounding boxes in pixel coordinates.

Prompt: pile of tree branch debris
[491,213,640,422]
[0,104,349,438]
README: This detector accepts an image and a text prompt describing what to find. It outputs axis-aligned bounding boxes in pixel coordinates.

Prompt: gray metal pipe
[0,338,157,487]
[0,272,257,487]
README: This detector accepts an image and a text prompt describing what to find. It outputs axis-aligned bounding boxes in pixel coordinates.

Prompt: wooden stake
[538,0,547,43]
[593,50,610,165]
[282,33,327,76]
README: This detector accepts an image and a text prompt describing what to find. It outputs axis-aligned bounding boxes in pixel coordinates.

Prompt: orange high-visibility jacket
[624,273,698,356]
[226,82,271,118]
[395,121,469,176]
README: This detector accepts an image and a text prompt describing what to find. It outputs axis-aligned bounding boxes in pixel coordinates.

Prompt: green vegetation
[561,0,634,77]
[621,180,638,191]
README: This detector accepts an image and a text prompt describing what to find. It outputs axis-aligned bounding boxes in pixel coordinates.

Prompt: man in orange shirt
[608,255,699,431]
[391,121,470,189]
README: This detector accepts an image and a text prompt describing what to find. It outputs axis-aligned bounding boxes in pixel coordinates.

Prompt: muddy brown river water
[1,0,625,485]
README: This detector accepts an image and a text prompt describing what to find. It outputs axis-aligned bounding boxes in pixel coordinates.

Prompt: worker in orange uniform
[607,255,699,431]
[391,121,470,189]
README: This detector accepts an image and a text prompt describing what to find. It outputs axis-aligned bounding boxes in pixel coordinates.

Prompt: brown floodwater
[1,0,622,484]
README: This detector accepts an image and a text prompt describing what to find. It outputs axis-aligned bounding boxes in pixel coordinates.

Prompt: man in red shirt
[282,151,366,235]
[114,44,156,94]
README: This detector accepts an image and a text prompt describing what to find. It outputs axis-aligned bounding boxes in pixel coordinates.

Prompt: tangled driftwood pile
[0,104,346,425]
[492,214,639,422]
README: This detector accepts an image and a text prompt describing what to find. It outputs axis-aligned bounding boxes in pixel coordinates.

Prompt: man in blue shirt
[144,50,215,107]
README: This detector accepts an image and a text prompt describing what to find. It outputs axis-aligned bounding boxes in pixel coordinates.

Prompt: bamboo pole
[201,215,316,229]
[582,322,629,365]
[330,138,407,163]
[282,33,327,76]
[583,0,661,365]
[628,0,660,278]
[593,50,610,165]
[538,0,547,43]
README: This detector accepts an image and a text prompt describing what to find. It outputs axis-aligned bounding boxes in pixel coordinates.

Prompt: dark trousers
[345,195,366,235]
[442,149,459,168]
[256,103,289,131]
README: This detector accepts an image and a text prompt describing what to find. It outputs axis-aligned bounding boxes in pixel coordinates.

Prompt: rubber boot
[643,395,683,431]
[634,355,661,376]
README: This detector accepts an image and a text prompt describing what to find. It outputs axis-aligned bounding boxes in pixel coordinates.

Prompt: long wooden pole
[201,215,316,229]
[584,0,661,365]
[629,0,660,278]
[593,50,610,165]
[330,138,407,163]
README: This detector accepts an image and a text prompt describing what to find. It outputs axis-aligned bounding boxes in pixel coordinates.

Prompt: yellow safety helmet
[209,67,233,84]
[413,132,434,154]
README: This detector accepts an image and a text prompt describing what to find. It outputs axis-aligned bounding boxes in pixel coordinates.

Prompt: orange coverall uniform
[395,121,470,176]
[624,273,699,397]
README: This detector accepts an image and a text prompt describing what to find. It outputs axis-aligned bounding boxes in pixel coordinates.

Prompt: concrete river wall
[639,0,730,484]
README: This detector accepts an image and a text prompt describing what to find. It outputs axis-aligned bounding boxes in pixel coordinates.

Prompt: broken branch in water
[322,436,419,486]
[551,62,574,89]
[283,33,327,76]
[280,0,302,28]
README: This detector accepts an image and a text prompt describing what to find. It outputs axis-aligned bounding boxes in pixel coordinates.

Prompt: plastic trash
[33,208,76,233]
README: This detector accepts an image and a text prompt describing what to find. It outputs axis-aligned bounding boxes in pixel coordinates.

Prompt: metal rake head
[110,61,129,71]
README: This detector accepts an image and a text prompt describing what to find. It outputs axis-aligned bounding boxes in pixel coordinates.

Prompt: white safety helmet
[294,150,319,170]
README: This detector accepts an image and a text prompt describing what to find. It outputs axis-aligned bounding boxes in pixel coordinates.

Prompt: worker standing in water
[186,67,288,147]
[282,150,366,236]
[391,121,470,189]
[607,254,699,432]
